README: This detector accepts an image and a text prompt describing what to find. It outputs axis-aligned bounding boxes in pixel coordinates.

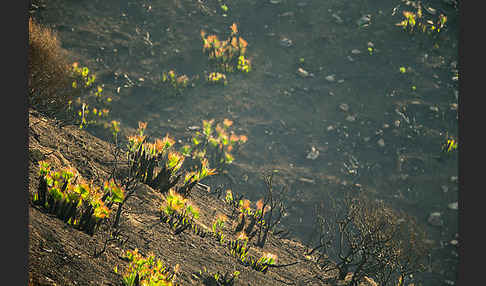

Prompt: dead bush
[309,192,430,286]
[28,17,73,113]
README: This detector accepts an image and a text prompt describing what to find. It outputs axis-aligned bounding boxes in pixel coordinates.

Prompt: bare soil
[28,108,345,285]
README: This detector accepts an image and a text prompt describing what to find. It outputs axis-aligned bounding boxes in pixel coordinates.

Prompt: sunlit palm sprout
[114,249,178,286]
[200,23,251,73]
[184,118,247,173]
[69,62,111,129]
[162,69,191,95]
[34,161,125,235]
[207,71,228,85]
[395,3,447,34]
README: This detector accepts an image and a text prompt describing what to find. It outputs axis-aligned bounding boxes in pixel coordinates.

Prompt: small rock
[363,136,371,142]
[186,126,200,131]
[399,174,409,180]
[442,0,457,6]
[327,125,335,131]
[269,0,282,4]
[296,1,308,7]
[356,14,371,27]
[425,6,437,15]
[450,176,458,183]
[297,67,311,78]
[328,91,335,96]
[429,106,439,112]
[345,115,356,122]
[450,61,457,69]
[428,212,443,227]
[279,36,293,47]
[306,146,320,160]
[351,49,361,55]
[444,280,455,286]
[325,74,336,82]
[331,13,343,23]
[383,123,390,129]
[394,120,401,128]
[337,79,345,84]
[441,185,449,193]
[298,177,315,184]
[339,103,349,112]
[377,138,385,147]
[423,239,435,246]
[448,201,458,210]
[279,11,294,17]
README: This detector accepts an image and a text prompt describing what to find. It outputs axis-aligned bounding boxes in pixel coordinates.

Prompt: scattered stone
[356,14,371,27]
[423,239,435,246]
[328,91,335,96]
[383,123,390,129]
[425,6,437,15]
[351,49,361,55]
[345,115,356,122]
[339,103,349,112]
[444,280,455,286]
[448,201,458,210]
[394,120,401,128]
[377,138,385,147]
[331,13,343,23]
[449,239,459,246]
[296,1,308,7]
[442,0,457,6]
[306,146,320,160]
[325,74,336,82]
[363,136,371,142]
[347,55,354,62]
[269,0,282,4]
[297,67,311,78]
[337,79,345,84]
[450,61,457,69]
[298,177,315,184]
[399,174,409,180]
[450,176,458,183]
[186,125,200,131]
[279,11,294,17]
[429,106,439,112]
[327,125,335,131]
[279,36,293,47]
[441,185,449,193]
[428,212,444,227]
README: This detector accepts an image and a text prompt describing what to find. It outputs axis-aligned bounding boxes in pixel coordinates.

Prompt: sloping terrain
[28,108,342,286]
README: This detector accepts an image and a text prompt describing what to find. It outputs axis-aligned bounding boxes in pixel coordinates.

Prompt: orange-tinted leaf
[138,121,147,131]
[238,37,248,48]
[223,118,233,127]
[231,37,238,48]
[256,198,264,211]
[230,23,238,35]
[237,231,248,241]
[239,135,248,143]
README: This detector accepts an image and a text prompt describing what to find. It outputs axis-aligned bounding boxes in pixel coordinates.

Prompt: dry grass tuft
[28,17,73,112]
